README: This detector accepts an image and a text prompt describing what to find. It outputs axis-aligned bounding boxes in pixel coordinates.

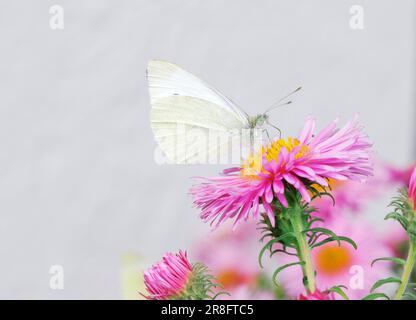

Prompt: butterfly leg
[266,121,282,139]
[262,128,272,144]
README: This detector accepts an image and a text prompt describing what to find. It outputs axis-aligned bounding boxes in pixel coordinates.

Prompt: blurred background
[0,0,414,299]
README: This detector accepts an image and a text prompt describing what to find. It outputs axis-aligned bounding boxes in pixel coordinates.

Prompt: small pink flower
[312,161,389,221]
[386,163,415,186]
[298,289,335,300]
[190,116,373,229]
[194,222,260,286]
[143,251,192,300]
[312,179,374,221]
[409,167,416,210]
[194,222,274,299]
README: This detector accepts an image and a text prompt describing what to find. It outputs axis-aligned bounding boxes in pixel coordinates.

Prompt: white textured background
[0,0,414,299]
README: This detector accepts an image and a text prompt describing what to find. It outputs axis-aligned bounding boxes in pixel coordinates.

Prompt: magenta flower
[298,289,335,300]
[194,221,274,299]
[386,163,415,186]
[409,167,416,210]
[143,251,192,300]
[190,116,373,228]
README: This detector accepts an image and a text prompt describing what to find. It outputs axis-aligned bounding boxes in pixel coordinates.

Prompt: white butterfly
[147,60,299,164]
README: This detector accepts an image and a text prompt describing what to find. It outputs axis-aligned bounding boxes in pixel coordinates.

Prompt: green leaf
[384,212,408,229]
[310,191,335,205]
[303,227,336,235]
[303,227,339,244]
[272,261,305,286]
[370,277,401,292]
[311,235,358,250]
[384,212,401,220]
[307,217,324,228]
[258,233,294,268]
[328,286,349,300]
[403,291,416,300]
[259,233,273,242]
[211,291,230,300]
[371,257,406,267]
[362,293,390,300]
[269,248,297,258]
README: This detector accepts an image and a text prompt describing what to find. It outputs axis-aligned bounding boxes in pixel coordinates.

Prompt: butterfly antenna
[264,86,302,114]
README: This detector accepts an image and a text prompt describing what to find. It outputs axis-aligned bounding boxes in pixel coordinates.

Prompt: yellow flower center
[216,270,249,288]
[327,179,346,190]
[264,137,308,162]
[315,245,353,275]
[241,137,308,176]
[311,178,344,195]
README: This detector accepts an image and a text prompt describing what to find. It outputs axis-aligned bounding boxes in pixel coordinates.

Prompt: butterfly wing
[147,60,251,164]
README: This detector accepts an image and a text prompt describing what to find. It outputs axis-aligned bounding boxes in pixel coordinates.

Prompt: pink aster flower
[298,289,335,300]
[312,161,392,221]
[385,162,415,186]
[194,222,260,285]
[408,167,416,210]
[193,222,274,299]
[312,179,374,221]
[190,116,373,228]
[143,250,192,300]
[278,216,393,300]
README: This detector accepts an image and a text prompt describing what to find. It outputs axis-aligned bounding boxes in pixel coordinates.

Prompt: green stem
[290,205,316,294]
[394,241,416,300]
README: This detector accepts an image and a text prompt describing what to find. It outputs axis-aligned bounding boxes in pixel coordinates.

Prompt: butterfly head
[249,114,269,129]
